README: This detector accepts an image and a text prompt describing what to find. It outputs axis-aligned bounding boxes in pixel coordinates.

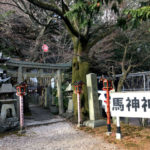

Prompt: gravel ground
[0,122,118,150]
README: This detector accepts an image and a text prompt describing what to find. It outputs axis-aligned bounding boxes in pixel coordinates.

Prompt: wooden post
[20,96,24,129]
[17,66,23,83]
[106,88,111,134]
[116,116,121,140]
[19,95,25,133]
[17,66,23,119]
[44,87,48,108]
[57,70,64,114]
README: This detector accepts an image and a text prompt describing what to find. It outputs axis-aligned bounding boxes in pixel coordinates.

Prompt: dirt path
[0,105,119,150]
[24,104,64,127]
[0,122,118,150]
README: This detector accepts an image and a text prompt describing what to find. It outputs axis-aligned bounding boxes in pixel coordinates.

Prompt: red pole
[106,88,111,132]
[19,95,24,131]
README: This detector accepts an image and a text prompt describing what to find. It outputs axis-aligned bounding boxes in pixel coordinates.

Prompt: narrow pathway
[24,104,65,127]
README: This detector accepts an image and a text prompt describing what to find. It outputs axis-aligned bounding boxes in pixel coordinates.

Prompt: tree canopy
[124,1,150,29]
[24,0,123,118]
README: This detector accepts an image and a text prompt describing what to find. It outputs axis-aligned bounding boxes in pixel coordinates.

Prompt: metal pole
[116,116,121,139]
[106,88,111,134]
[77,93,81,127]
[19,95,24,132]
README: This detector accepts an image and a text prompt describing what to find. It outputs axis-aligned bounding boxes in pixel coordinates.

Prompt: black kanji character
[112,98,124,111]
[142,97,147,112]
[112,107,119,111]
[132,97,139,112]
[126,97,131,111]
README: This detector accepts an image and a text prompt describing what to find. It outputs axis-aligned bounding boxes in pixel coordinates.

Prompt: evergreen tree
[124,1,150,29]
[25,0,122,119]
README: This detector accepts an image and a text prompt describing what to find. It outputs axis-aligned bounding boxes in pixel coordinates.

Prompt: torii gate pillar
[17,66,23,83]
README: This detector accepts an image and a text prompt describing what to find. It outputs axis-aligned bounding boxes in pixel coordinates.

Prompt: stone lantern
[65,83,73,113]
[0,83,18,132]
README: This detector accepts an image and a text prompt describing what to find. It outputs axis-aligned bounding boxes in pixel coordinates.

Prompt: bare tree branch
[131,55,150,68]
[88,26,115,49]
[26,0,81,38]
[0,2,16,7]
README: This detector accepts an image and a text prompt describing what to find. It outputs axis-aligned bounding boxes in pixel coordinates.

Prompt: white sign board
[110,91,150,118]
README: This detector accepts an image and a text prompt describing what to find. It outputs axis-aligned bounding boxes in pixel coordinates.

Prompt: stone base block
[116,133,121,140]
[77,123,82,128]
[62,112,73,119]
[0,117,19,133]
[83,120,106,128]
[106,132,112,136]
[18,129,26,134]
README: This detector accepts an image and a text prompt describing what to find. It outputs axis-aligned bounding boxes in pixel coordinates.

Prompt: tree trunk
[72,37,90,121]
[117,77,124,92]
[117,72,128,92]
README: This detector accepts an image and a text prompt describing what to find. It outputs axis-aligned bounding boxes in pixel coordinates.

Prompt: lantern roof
[16,82,27,87]
[0,83,16,94]
[65,84,73,92]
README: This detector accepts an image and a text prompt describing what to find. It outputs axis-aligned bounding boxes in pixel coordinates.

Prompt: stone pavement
[24,104,65,127]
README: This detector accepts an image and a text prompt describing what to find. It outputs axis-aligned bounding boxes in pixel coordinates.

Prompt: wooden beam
[6,59,71,70]
[8,70,52,78]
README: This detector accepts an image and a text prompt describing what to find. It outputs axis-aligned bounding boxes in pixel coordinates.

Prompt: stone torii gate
[5,59,71,114]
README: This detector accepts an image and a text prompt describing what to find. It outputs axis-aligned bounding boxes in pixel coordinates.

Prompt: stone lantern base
[0,117,19,132]
[83,120,106,128]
